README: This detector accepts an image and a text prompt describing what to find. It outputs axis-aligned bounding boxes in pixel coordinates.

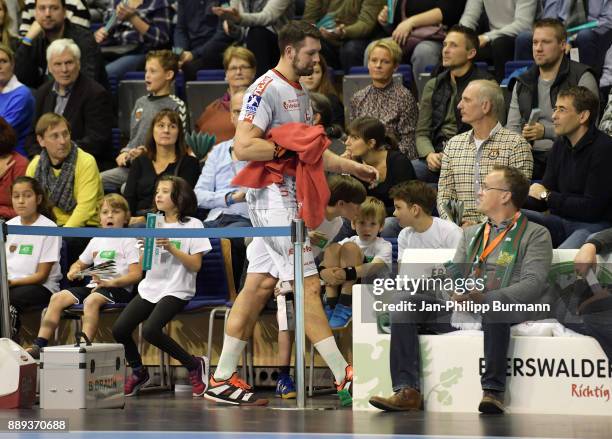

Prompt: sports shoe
[125,368,150,397]
[329,303,352,328]
[275,373,296,399]
[204,372,268,406]
[335,364,353,406]
[26,345,41,360]
[189,356,209,397]
[324,303,334,320]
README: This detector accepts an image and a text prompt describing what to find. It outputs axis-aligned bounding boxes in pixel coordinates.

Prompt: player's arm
[233,121,277,161]
[322,150,378,183]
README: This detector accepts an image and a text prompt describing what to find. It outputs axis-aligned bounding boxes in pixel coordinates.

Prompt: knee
[322,243,341,262]
[340,242,361,257]
[83,298,103,315]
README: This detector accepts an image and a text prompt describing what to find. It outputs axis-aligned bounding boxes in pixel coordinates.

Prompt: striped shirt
[104,0,172,49]
[437,124,533,223]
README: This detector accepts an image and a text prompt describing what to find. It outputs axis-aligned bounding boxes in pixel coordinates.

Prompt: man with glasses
[437,79,533,227]
[369,165,553,414]
[523,86,612,248]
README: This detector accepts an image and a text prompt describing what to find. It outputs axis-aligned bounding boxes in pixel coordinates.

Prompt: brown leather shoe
[369,388,423,411]
[478,390,505,414]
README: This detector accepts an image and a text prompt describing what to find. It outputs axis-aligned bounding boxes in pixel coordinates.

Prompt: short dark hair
[328,175,367,206]
[0,116,16,155]
[557,86,599,125]
[493,165,530,209]
[278,20,321,53]
[389,181,437,215]
[347,116,398,151]
[534,18,567,41]
[154,175,197,223]
[447,24,479,52]
[35,0,66,9]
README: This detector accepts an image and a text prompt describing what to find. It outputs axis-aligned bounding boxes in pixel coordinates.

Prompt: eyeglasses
[480,183,510,193]
[227,65,253,73]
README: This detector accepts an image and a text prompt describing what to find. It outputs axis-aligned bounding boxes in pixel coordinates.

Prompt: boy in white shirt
[320,196,392,328]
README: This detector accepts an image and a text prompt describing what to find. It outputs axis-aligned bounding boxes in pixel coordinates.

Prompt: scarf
[34,144,78,213]
[450,212,529,329]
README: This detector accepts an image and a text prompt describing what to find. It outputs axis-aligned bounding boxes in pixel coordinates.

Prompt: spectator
[310,92,345,157]
[300,55,344,127]
[601,89,612,135]
[20,0,90,35]
[523,86,612,248]
[349,38,418,159]
[344,116,416,237]
[29,38,113,169]
[195,46,256,143]
[414,25,491,183]
[0,44,34,157]
[377,0,467,76]
[195,90,250,288]
[0,0,19,50]
[213,0,293,78]
[25,112,103,227]
[15,0,106,89]
[174,0,233,81]
[87,0,111,23]
[303,0,385,73]
[507,19,598,180]
[94,0,173,79]
[0,118,28,219]
[460,0,537,82]
[124,109,199,224]
[437,79,533,225]
[370,165,553,414]
[101,50,187,193]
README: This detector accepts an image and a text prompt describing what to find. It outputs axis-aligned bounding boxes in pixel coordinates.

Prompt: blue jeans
[411,158,440,184]
[522,210,612,249]
[106,53,147,80]
[575,27,612,78]
[381,216,402,238]
[514,31,534,61]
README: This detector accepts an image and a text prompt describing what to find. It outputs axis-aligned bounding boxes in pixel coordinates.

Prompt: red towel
[232,123,331,229]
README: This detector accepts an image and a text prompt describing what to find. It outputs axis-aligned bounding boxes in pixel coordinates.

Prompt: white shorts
[247,207,317,282]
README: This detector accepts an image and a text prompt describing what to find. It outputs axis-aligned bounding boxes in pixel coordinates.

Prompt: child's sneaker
[335,364,353,406]
[275,373,297,399]
[125,367,150,396]
[329,303,352,328]
[324,303,334,320]
[204,372,268,406]
[189,356,209,397]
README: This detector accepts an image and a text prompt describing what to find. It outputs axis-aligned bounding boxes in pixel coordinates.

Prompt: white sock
[314,336,349,383]
[213,334,247,381]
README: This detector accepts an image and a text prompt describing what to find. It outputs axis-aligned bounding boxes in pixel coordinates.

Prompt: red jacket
[232,123,330,228]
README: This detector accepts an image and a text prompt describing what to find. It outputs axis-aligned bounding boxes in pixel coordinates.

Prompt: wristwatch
[540,190,549,202]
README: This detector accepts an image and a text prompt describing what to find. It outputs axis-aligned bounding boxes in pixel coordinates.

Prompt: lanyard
[478,212,520,264]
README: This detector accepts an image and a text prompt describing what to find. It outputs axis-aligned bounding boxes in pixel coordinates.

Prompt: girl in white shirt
[26,194,142,359]
[7,176,61,341]
[112,176,212,398]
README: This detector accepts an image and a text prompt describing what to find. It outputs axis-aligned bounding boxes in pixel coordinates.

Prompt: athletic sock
[314,336,349,384]
[338,293,352,307]
[278,365,290,376]
[213,334,247,381]
[326,295,338,308]
[33,337,48,349]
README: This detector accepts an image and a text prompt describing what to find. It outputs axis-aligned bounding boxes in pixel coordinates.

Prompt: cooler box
[40,333,125,409]
[0,338,37,409]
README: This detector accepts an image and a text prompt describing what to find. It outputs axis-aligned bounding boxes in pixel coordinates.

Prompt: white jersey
[397,217,462,262]
[311,216,343,259]
[240,69,314,210]
[6,215,62,293]
[339,236,393,268]
[79,237,140,292]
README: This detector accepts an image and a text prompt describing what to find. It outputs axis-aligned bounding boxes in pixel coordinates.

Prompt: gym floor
[1,391,611,439]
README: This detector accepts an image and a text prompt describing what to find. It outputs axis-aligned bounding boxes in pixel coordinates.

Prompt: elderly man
[523,86,612,249]
[28,38,113,169]
[370,165,553,414]
[437,79,533,226]
[15,0,106,89]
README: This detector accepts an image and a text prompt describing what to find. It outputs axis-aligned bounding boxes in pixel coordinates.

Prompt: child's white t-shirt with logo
[79,237,140,292]
[339,235,393,268]
[6,215,62,293]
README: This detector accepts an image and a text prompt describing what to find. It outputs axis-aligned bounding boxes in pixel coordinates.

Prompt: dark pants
[246,27,281,79]
[320,38,371,74]
[476,35,516,83]
[574,27,612,79]
[112,294,195,370]
[181,31,235,81]
[9,285,53,339]
[203,213,252,289]
[389,293,518,393]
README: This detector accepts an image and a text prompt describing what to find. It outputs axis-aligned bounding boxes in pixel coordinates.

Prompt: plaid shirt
[437,123,533,223]
[106,0,172,49]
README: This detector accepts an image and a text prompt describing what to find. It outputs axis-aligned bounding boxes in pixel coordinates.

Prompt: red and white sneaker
[125,368,150,397]
[204,372,268,406]
[189,356,209,397]
[335,365,353,407]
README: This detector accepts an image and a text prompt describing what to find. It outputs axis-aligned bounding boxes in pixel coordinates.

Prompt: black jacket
[29,73,114,169]
[524,126,612,222]
[15,20,107,89]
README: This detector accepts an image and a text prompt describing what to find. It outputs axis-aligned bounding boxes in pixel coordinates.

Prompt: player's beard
[293,58,314,77]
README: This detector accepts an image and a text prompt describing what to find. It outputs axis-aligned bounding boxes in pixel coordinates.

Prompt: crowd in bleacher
[2,0,612,413]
